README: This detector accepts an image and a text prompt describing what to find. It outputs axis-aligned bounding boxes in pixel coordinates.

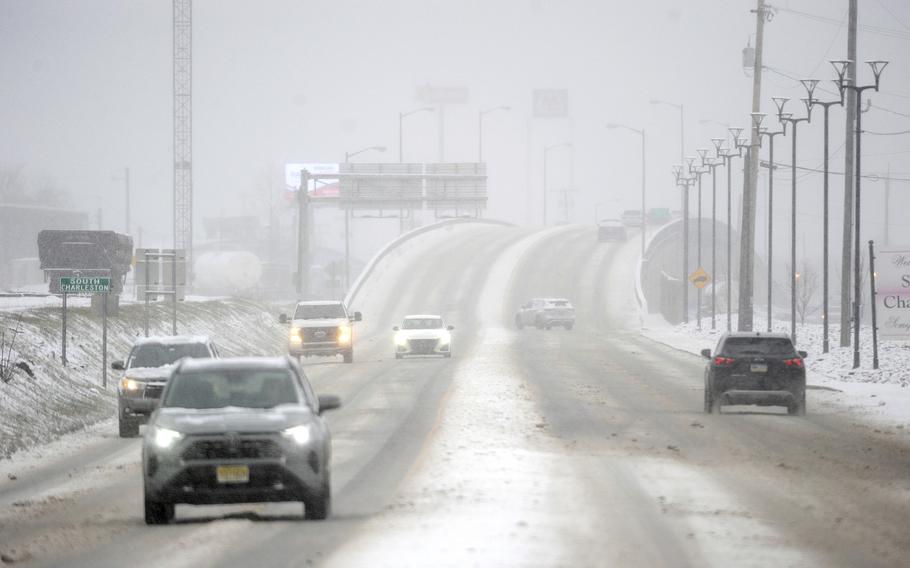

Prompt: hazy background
[2,0,909,267]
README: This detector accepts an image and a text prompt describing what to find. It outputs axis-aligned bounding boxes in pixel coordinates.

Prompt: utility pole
[737,0,769,331]
[840,0,857,348]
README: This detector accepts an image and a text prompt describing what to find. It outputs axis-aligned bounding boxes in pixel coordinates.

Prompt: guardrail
[344,218,513,307]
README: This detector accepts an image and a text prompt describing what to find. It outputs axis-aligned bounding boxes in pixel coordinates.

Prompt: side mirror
[353,311,362,322]
[278,313,288,324]
[392,326,400,331]
[700,349,712,359]
[447,325,454,331]
[798,350,808,359]
[317,394,342,414]
[111,360,125,371]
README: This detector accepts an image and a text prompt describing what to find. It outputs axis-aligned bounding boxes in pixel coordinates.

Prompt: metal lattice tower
[173,0,193,268]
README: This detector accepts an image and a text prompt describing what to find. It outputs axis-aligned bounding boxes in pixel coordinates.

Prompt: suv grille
[182,438,283,461]
[144,384,165,399]
[303,327,337,342]
[408,338,439,353]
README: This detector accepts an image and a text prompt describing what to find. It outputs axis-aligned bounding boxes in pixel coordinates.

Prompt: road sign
[532,89,569,118]
[689,267,711,289]
[875,250,910,340]
[59,276,111,293]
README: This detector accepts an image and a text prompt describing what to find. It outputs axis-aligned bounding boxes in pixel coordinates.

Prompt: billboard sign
[875,250,910,340]
[285,163,339,193]
[533,89,569,118]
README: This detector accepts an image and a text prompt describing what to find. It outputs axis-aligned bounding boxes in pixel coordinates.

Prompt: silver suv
[112,336,220,438]
[515,298,576,330]
[142,357,340,524]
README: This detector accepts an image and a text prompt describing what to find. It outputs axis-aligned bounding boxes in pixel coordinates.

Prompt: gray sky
[2,0,909,259]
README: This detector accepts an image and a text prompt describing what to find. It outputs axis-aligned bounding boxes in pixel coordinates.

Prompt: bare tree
[788,259,820,325]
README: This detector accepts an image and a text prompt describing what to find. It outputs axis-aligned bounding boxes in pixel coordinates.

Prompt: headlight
[151,426,183,450]
[337,324,352,345]
[282,424,312,445]
[289,327,302,343]
[438,332,451,345]
[394,332,408,346]
[121,377,140,391]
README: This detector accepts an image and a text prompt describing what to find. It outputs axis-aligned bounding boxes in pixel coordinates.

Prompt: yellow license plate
[216,465,249,484]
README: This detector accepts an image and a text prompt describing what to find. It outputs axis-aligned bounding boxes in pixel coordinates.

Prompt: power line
[763,66,910,115]
[775,6,910,40]
[864,129,910,136]
[875,0,910,33]
[761,160,910,183]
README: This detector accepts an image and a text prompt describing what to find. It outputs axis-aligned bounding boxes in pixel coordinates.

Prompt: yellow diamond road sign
[689,267,710,289]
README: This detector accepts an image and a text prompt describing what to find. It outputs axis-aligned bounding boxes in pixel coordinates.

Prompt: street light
[705,140,726,330]
[674,168,696,324]
[543,142,572,226]
[399,107,434,162]
[832,59,888,368]
[478,106,510,162]
[803,78,843,353]
[342,145,387,291]
[607,123,647,256]
[718,134,745,332]
[688,155,709,330]
[758,124,785,332]
[774,96,812,344]
[652,99,686,239]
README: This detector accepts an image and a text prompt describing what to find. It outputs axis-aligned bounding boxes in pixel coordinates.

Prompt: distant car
[621,209,643,227]
[597,219,628,242]
[112,336,220,438]
[393,315,454,359]
[702,332,807,415]
[142,357,341,524]
[515,298,576,330]
[280,300,362,364]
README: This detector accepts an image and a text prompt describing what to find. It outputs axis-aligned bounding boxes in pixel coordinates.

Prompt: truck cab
[280,301,362,364]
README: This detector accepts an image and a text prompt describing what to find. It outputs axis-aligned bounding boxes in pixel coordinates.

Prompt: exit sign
[59,277,111,293]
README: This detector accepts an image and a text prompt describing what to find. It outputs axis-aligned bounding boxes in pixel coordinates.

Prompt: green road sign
[59,276,111,293]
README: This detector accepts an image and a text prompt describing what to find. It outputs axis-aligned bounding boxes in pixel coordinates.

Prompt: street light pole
[832,59,888,368]
[774,97,811,345]
[705,144,725,330]
[607,124,647,256]
[758,125,784,332]
[399,107,434,163]
[543,142,571,227]
[343,145,387,290]
[674,167,695,324]
[803,78,844,353]
[719,133,745,331]
[479,106,510,162]
[688,157,708,330]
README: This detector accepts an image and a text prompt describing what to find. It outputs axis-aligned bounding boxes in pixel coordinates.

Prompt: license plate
[750,363,768,373]
[216,465,249,484]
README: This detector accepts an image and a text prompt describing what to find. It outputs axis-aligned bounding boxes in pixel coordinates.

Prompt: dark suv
[701,332,807,415]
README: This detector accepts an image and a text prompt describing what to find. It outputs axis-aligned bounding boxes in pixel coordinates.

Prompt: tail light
[784,358,804,368]
[713,356,734,367]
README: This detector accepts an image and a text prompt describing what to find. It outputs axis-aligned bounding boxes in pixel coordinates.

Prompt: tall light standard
[674,166,695,324]
[802,79,843,352]
[704,143,725,330]
[688,156,708,329]
[607,123,647,256]
[479,106,510,162]
[832,59,888,368]
[543,142,572,226]
[718,130,745,331]
[652,99,685,234]
[758,123,785,332]
[773,97,812,344]
[399,107,434,163]
[343,145,387,290]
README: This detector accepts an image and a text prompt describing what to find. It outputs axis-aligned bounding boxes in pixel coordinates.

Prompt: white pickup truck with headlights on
[280,301,362,364]
[393,315,454,359]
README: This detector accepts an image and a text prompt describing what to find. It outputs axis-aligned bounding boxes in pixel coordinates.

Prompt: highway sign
[689,267,710,289]
[59,276,111,293]
[533,89,569,118]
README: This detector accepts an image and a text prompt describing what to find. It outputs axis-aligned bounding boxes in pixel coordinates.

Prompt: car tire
[343,350,353,364]
[304,480,331,520]
[565,324,573,330]
[515,315,524,330]
[144,496,174,525]
[534,318,544,330]
[119,417,139,438]
[443,352,452,358]
[704,389,716,414]
[789,391,807,416]
[395,353,403,360]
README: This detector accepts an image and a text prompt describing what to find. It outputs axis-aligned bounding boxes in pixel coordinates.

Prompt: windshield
[162,369,302,409]
[128,343,211,369]
[294,303,346,319]
[402,318,443,330]
[722,337,796,357]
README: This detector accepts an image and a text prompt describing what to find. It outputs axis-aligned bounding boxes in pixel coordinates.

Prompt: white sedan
[393,315,454,359]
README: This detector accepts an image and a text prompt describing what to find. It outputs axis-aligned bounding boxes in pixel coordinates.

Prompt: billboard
[875,250,910,340]
[285,163,339,193]
[532,89,569,118]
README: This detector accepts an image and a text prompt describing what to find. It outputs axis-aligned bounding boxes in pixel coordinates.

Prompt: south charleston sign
[875,251,910,340]
[59,277,111,293]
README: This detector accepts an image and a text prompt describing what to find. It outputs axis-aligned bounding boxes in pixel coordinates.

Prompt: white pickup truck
[280,300,362,363]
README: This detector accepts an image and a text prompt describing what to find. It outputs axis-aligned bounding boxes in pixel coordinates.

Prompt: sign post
[58,275,112,386]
